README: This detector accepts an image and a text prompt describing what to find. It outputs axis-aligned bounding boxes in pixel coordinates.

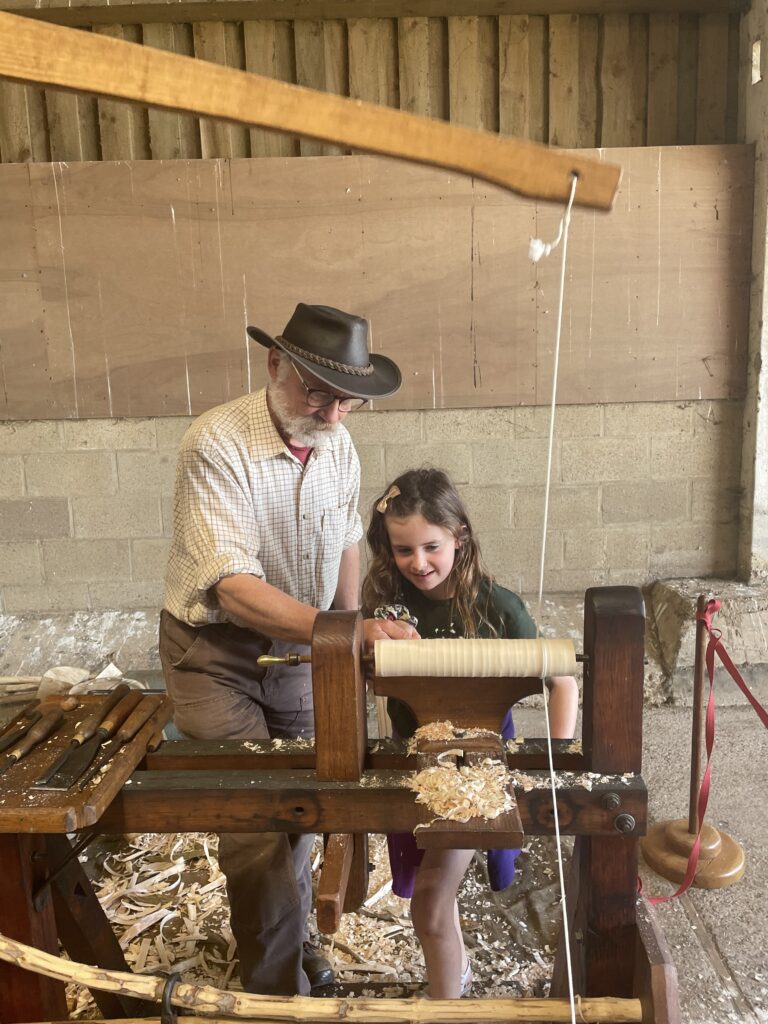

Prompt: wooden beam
[94,768,648,836]
[0,10,622,209]
[0,0,748,29]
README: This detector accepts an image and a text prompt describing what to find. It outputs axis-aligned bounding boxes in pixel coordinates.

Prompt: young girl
[361,468,578,1000]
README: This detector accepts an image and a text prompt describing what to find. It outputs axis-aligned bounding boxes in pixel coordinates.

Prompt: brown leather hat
[247,303,402,400]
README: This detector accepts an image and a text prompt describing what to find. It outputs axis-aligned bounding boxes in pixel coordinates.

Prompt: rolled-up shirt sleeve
[343,448,363,549]
[176,447,265,600]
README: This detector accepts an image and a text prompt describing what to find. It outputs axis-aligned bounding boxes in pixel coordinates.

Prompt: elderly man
[159,303,415,995]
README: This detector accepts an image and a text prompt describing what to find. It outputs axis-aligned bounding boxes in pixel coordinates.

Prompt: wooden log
[0,929,645,1021]
[0,10,622,209]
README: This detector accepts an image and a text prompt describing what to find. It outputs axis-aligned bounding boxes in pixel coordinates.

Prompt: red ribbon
[647,598,767,904]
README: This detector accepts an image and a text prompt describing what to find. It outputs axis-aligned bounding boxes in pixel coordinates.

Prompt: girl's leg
[411,848,474,998]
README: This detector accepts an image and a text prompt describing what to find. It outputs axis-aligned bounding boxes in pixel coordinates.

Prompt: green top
[382,578,537,736]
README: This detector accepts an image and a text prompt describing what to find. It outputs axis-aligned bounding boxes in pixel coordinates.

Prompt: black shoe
[303,942,334,989]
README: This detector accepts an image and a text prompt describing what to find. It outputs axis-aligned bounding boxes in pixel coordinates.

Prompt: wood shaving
[410,760,514,822]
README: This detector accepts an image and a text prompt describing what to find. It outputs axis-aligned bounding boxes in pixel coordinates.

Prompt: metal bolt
[614,813,636,834]
[601,792,621,810]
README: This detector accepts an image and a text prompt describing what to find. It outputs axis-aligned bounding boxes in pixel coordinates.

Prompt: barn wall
[0,399,742,612]
[0,12,743,163]
[0,7,750,605]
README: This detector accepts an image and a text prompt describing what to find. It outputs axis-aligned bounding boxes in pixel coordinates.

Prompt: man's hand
[363,617,420,650]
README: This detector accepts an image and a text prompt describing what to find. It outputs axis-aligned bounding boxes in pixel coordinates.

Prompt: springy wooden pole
[0,930,644,1023]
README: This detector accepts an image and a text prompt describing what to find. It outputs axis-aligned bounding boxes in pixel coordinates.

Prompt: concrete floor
[0,608,766,1023]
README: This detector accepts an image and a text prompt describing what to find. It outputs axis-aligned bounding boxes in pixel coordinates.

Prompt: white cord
[530,172,579,1024]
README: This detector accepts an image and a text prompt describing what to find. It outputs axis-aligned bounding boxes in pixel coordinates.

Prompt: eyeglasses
[291,361,368,412]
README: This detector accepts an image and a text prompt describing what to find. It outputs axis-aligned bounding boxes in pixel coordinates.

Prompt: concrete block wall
[0,398,744,613]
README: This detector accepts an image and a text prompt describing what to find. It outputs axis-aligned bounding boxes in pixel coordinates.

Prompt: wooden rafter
[0,0,748,28]
[0,10,623,208]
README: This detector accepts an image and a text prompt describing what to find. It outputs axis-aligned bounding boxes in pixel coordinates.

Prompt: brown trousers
[159,610,316,995]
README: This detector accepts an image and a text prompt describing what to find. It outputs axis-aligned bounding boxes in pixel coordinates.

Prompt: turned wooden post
[553,586,645,999]
[312,611,369,931]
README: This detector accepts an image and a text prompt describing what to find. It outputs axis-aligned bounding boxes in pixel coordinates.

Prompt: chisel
[0,710,43,755]
[0,708,64,775]
[36,689,145,790]
[33,683,135,787]
[78,695,163,790]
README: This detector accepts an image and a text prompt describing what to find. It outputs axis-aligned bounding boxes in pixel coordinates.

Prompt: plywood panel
[548,14,579,148]
[647,14,679,146]
[0,147,751,419]
[143,22,201,159]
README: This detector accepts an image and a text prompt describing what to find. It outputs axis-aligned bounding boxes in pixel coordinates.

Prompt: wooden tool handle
[8,708,63,761]
[97,690,144,739]
[115,695,163,743]
[72,683,131,743]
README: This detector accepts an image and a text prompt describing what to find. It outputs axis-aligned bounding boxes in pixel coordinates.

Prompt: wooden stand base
[642,818,746,889]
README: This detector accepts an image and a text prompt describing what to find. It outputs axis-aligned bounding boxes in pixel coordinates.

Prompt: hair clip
[376,484,401,513]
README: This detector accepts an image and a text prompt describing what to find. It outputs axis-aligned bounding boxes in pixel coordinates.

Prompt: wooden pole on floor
[0,930,643,1022]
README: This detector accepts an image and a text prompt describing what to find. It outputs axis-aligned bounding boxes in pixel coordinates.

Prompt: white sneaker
[459,960,473,996]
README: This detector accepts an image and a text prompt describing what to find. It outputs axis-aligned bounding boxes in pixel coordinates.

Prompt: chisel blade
[36,731,103,790]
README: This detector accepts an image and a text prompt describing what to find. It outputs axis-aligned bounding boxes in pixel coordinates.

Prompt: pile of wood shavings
[66,832,236,1016]
[407,720,497,755]
[67,831,558,1014]
[410,759,514,822]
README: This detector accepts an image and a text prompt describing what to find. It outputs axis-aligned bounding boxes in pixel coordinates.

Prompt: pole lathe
[0,587,678,1022]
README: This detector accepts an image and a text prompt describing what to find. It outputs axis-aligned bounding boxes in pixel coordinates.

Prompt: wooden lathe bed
[0,586,678,1023]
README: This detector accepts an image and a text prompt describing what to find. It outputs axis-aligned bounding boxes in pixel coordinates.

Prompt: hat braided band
[278,336,374,376]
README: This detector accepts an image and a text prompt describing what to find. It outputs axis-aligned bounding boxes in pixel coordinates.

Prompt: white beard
[267,380,338,446]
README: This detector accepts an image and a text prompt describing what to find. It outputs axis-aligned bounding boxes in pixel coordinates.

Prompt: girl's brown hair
[362,468,496,638]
